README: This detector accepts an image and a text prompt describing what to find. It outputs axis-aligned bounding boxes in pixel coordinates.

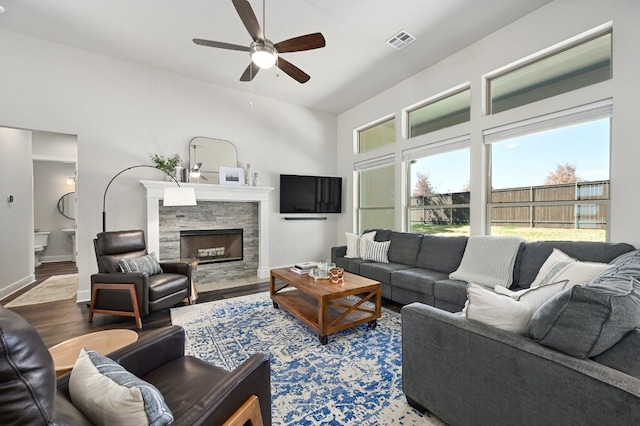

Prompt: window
[404,137,470,236]
[356,157,395,233]
[485,100,611,241]
[408,88,471,138]
[488,31,612,114]
[358,117,395,154]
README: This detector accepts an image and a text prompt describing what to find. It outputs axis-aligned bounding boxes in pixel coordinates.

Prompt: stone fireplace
[141,181,273,280]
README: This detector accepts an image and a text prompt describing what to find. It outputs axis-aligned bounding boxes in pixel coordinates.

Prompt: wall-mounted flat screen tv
[280,174,342,214]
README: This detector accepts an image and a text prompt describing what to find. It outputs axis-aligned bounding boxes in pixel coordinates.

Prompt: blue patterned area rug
[170,292,445,425]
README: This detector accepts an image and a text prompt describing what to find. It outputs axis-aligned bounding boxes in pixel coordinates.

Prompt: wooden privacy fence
[410,180,609,229]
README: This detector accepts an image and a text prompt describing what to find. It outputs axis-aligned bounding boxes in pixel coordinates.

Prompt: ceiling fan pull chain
[249,68,254,106]
[262,0,266,38]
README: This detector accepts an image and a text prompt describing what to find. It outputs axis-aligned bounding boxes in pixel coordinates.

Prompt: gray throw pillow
[591,249,640,286]
[118,253,163,275]
[529,276,640,358]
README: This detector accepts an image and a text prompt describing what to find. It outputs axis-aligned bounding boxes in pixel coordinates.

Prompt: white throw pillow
[530,249,611,288]
[362,239,390,263]
[69,348,173,426]
[464,280,569,334]
[344,231,376,258]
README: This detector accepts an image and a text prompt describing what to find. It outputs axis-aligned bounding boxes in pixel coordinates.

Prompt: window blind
[484,99,612,144]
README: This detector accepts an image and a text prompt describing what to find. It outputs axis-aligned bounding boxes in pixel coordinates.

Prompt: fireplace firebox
[180,229,243,264]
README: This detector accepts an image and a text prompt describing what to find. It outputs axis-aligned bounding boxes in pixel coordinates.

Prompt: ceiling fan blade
[232,0,264,42]
[275,33,326,53]
[277,57,310,84]
[240,62,261,82]
[193,39,249,52]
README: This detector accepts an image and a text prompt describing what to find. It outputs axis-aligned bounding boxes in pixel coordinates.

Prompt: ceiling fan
[193,0,325,84]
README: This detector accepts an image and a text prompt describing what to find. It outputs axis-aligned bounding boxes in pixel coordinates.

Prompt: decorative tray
[308,270,329,280]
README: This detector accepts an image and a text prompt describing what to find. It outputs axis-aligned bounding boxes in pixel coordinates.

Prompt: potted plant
[150,154,181,175]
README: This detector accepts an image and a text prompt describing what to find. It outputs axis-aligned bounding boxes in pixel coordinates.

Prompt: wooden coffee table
[270,268,381,345]
[48,329,138,376]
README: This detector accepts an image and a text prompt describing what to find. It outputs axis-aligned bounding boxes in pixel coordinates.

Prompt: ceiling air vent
[386,30,416,50]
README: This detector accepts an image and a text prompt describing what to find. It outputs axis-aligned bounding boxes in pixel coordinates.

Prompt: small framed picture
[219,166,245,186]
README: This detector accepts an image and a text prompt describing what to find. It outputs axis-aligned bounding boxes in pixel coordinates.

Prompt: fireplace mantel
[141,180,274,278]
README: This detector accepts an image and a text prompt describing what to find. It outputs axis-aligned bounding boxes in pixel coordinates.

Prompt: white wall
[0,128,34,299]
[32,131,78,160]
[0,28,338,302]
[336,0,640,248]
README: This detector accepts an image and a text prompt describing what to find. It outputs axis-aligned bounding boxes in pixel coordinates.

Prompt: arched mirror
[189,137,238,184]
[57,192,76,220]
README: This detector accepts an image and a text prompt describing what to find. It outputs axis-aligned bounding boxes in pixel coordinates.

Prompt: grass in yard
[410,224,606,242]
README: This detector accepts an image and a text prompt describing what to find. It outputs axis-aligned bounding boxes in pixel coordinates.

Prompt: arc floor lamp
[102,165,197,232]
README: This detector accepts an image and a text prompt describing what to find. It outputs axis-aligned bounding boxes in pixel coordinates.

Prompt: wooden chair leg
[223,395,263,426]
[89,283,143,329]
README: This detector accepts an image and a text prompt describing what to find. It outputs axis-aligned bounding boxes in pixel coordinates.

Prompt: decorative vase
[245,163,253,186]
[174,166,184,182]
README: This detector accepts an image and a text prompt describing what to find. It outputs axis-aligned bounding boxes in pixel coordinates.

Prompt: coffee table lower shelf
[271,288,379,345]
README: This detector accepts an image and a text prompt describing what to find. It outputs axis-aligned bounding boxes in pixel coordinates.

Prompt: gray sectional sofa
[332,229,640,425]
[331,229,634,311]
[402,303,640,425]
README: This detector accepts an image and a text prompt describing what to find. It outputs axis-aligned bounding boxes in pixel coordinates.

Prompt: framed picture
[219,166,245,186]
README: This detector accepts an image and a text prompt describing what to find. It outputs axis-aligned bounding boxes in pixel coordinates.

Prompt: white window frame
[354,155,395,233]
[403,135,471,234]
[484,99,612,239]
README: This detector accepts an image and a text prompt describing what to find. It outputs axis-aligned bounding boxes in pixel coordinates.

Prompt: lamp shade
[163,187,197,206]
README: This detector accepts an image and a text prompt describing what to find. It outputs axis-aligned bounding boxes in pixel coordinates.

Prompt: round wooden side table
[48,329,138,377]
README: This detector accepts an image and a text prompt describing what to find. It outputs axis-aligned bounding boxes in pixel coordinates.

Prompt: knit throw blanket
[449,236,524,288]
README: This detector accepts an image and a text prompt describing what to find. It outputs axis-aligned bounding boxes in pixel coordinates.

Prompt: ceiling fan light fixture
[250,40,278,69]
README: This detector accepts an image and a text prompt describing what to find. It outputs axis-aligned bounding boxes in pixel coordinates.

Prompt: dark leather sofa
[0,305,271,425]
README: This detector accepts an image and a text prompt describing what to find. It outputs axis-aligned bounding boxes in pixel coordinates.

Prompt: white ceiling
[0,0,552,114]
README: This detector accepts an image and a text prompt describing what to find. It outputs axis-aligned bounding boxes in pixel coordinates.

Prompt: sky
[412,118,610,193]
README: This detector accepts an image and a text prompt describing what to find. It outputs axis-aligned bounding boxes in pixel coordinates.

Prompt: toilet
[34,231,50,266]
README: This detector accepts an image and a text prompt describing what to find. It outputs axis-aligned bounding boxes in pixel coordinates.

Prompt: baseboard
[76,289,91,303]
[0,274,36,301]
[41,255,74,263]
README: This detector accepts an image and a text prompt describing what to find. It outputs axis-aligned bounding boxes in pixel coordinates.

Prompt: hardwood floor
[2,261,401,348]
[1,261,269,347]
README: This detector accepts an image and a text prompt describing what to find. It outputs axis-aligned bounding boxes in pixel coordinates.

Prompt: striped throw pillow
[69,348,173,426]
[118,253,163,275]
[363,239,391,263]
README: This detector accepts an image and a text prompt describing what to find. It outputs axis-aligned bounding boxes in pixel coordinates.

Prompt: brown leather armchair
[90,230,192,328]
[0,305,272,425]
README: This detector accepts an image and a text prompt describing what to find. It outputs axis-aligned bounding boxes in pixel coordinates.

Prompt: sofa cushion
[370,229,392,241]
[464,281,570,334]
[517,241,635,289]
[529,276,640,358]
[69,348,173,426]
[390,268,449,296]
[363,239,391,263]
[433,278,469,310]
[0,306,56,425]
[360,262,412,285]
[530,249,611,288]
[335,257,371,275]
[593,329,640,379]
[416,235,468,274]
[387,231,423,266]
